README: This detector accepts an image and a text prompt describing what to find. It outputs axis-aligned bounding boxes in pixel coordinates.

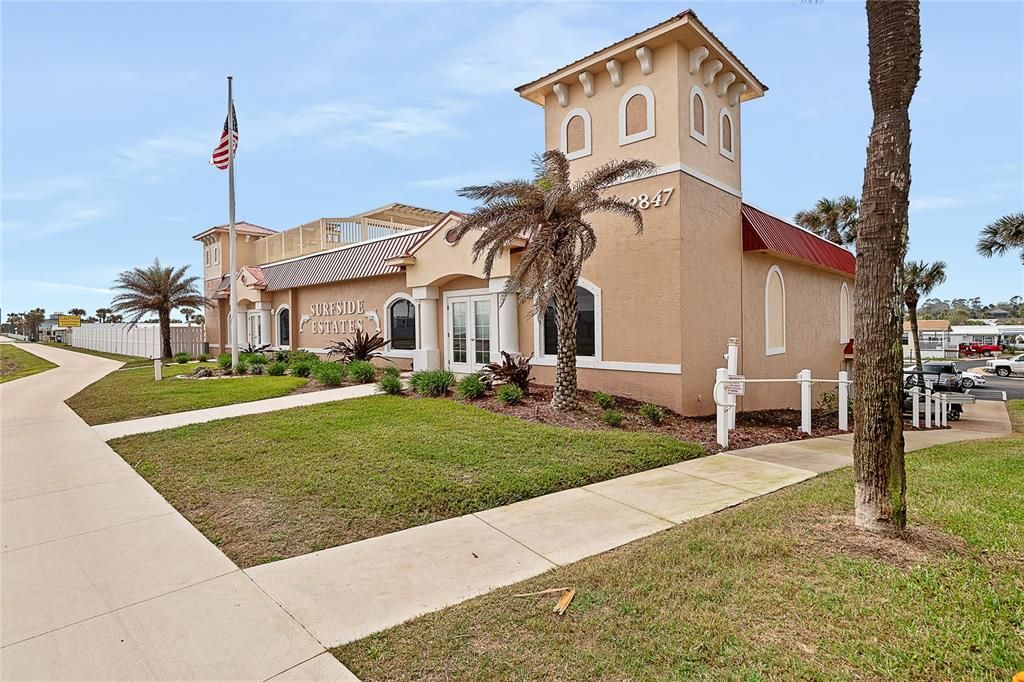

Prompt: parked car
[903,362,963,390]
[985,354,1024,378]
[958,342,1002,357]
[959,371,986,389]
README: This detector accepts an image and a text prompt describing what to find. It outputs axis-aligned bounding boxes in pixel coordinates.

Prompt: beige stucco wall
[739,252,853,411]
[405,226,510,288]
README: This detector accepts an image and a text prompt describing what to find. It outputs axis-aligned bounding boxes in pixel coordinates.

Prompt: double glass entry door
[447,294,496,373]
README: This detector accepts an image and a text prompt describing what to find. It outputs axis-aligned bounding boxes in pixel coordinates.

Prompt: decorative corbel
[636,46,653,75]
[688,46,709,75]
[702,59,723,87]
[727,82,748,107]
[579,71,595,97]
[553,83,569,107]
[716,71,736,97]
[606,59,622,86]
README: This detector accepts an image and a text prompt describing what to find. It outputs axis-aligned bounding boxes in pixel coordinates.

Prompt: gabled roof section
[193,221,276,240]
[403,211,467,258]
[742,203,856,277]
[238,266,267,289]
[516,10,766,105]
[903,320,951,332]
[261,228,429,291]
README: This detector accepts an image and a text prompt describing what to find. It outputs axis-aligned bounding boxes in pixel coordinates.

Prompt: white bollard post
[940,393,947,427]
[726,338,739,430]
[153,358,162,381]
[924,390,932,428]
[838,371,849,432]
[798,369,812,434]
[715,367,729,448]
[911,387,920,428]
[934,391,942,427]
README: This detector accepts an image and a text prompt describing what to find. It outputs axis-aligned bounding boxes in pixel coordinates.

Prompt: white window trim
[533,277,603,364]
[689,85,708,145]
[275,305,291,350]
[442,287,498,372]
[213,244,220,265]
[618,85,655,146]
[719,107,735,161]
[384,292,416,359]
[839,282,851,343]
[765,265,786,356]
[559,107,592,161]
[204,247,211,267]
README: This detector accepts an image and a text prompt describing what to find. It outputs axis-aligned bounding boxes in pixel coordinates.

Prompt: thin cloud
[14,280,113,295]
[910,194,964,212]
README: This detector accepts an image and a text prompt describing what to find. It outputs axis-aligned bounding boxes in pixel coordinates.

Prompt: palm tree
[852,0,921,533]
[457,150,655,410]
[111,259,208,359]
[108,314,124,323]
[977,212,1024,264]
[67,308,87,318]
[24,308,46,341]
[793,195,859,246]
[192,313,205,326]
[903,260,947,387]
[95,307,112,323]
[180,307,196,325]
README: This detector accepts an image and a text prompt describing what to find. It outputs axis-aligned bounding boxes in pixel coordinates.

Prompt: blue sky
[2,1,1021,317]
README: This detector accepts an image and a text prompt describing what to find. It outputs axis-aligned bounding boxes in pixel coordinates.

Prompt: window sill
[766,347,786,356]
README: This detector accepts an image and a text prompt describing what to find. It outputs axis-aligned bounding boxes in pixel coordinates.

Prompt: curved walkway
[0,341,356,681]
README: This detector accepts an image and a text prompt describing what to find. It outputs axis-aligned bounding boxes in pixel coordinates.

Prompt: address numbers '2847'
[626,188,674,209]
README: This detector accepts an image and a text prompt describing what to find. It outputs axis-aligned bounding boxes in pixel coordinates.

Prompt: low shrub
[378,374,403,395]
[348,360,377,384]
[173,352,191,364]
[267,361,287,376]
[191,366,213,378]
[639,402,665,425]
[217,353,232,370]
[197,353,210,363]
[250,363,265,375]
[603,409,624,427]
[481,351,532,392]
[274,350,290,363]
[243,352,268,365]
[592,391,615,409]
[313,361,344,386]
[290,360,316,378]
[235,359,250,375]
[381,365,401,379]
[496,383,524,405]
[456,374,487,400]
[288,350,319,366]
[409,369,455,397]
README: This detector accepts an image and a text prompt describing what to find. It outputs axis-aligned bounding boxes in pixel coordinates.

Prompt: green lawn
[108,396,705,567]
[66,362,307,425]
[0,344,57,383]
[335,403,1024,681]
[40,341,154,368]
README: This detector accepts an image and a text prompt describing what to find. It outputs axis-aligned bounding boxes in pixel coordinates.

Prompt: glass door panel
[451,301,467,365]
[474,300,491,365]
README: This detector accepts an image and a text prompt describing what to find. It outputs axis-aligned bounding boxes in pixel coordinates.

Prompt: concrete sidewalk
[94,381,380,441]
[246,400,1011,648]
[0,342,357,681]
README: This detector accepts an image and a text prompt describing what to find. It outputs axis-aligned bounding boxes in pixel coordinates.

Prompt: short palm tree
[67,308,87,318]
[794,195,859,246]
[95,308,112,323]
[977,212,1024,264]
[902,260,947,386]
[457,150,655,410]
[111,259,209,359]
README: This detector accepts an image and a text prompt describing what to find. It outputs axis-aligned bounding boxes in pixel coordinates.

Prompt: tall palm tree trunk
[159,310,173,359]
[551,270,579,410]
[907,295,925,388]
[853,0,921,533]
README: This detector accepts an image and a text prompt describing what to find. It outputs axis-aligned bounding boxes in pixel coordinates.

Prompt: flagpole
[227,75,239,369]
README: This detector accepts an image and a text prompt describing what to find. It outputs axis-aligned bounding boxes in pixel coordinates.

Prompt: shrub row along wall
[68,324,206,359]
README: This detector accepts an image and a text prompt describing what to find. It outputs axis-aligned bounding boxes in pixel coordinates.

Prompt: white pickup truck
[986,353,1024,377]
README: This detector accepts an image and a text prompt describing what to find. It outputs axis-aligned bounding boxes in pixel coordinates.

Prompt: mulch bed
[432,384,846,453]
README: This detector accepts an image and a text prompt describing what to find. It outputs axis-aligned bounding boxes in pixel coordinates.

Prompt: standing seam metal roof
[741,203,856,276]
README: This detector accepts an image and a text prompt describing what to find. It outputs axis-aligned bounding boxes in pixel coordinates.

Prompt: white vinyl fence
[68,323,206,359]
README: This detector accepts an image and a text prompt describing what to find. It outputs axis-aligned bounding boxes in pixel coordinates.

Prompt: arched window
[839,283,852,343]
[541,283,600,358]
[388,296,416,351]
[278,307,290,347]
[689,85,707,145]
[765,265,786,355]
[560,107,592,160]
[719,108,734,160]
[618,85,655,145]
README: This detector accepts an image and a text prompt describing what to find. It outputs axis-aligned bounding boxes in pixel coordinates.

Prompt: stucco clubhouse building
[195,11,856,415]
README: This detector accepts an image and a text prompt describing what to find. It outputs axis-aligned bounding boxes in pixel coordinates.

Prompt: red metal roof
[742,203,856,277]
[261,229,429,291]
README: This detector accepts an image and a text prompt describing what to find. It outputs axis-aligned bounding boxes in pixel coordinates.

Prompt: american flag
[210,104,238,170]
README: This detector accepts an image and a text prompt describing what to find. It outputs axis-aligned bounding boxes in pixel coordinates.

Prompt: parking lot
[957,359,1023,401]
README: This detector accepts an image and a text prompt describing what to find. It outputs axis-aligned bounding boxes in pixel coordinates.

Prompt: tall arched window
[542,285,599,358]
[278,307,290,347]
[388,297,416,351]
[765,265,786,355]
[719,108,734,160]
[839,282,852,343]
[560,108,592,160]
[689,85,707,145]
[618,85,655,145]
